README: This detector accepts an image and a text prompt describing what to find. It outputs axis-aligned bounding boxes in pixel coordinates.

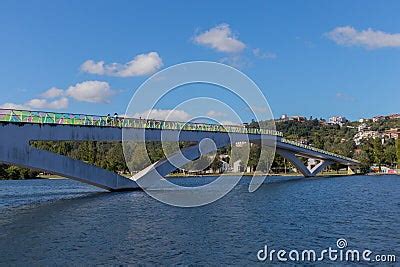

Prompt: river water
[0,175,399,265]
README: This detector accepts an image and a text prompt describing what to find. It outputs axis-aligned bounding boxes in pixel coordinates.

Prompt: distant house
[388,114,400,120]
[233,160,245,173]
[358,118,370,123]
[370,166,397,174]
[353,130,381,146]
[384,128,400,139]
[290,116,306,122]
[357,123,369,132]
[279,114,306,122]
[328,116,348,125]
[371,114,400,122]
[372,115,386,122]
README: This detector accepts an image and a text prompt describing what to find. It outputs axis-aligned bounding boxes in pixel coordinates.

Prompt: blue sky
[0,0,399,121]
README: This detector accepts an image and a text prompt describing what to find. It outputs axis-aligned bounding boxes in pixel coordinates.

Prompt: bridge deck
[0,108,359,165]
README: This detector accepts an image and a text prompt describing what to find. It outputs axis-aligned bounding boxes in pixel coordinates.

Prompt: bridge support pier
[131,139,227,189]
[276,148,333,177]
[308,160,334,176]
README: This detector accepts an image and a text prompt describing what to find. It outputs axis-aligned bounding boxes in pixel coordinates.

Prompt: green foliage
[369,119,400,132]
[211,157,222,172]
[0,164,39,180]
[372,138,384,169]
[383,139,397,166]
[397,139,400,168]
[354,150,371,173]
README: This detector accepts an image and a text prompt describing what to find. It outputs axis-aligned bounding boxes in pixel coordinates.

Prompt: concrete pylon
[347,166,355,175]
[131,138,229,189]
[276,149,333,177]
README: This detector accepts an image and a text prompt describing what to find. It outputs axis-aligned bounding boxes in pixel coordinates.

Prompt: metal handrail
[280,138,358,163]
[0,108,283,136]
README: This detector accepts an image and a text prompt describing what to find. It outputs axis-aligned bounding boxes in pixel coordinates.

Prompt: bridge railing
[280,138,357,163]
[0,109,283,137]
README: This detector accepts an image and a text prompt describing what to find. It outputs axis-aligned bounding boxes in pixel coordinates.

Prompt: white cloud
[26,97,69,109]
[116,52,163,77]
[66,81,115,103]
[326,26,400,49]
[41,87,65,99]
[0,102,30,110]
[219,55,251,69]
[80,52,163,77]
[252,48,277,59]
[194,24,246,53]
[1,80,117,110]
[80,60,105,75]
[133,109,191,121]
[335,92,355,102]
[206,110,227,118]
[0,97,69,110]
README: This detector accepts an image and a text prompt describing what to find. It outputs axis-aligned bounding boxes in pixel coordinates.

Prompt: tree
[354,150,371,173]
[5,166,20,179]
[383,140,397,167]
[372,138,384,171]
[247,145,261,170]
[0,164,8,179]
[397,139,400,169]
[211,157,222,173]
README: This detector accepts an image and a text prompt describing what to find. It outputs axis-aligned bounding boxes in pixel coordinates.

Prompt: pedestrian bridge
[0,109,359,191]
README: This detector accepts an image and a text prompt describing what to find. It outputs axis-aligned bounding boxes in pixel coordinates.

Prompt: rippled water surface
[0,175,399,265]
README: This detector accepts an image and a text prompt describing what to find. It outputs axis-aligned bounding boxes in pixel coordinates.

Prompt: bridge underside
[0,123,358,191]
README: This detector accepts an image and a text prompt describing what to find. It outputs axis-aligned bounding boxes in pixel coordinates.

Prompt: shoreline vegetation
[1,118,399,180]
[3,170,398,181]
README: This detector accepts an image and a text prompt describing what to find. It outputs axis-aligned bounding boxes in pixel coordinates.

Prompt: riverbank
[38,174,65,179]
[4,170,398,181]
[28,171,364,180]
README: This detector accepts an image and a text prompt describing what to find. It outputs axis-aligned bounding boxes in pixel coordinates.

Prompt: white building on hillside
[328,116,348,126]
[353,130,381,145]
